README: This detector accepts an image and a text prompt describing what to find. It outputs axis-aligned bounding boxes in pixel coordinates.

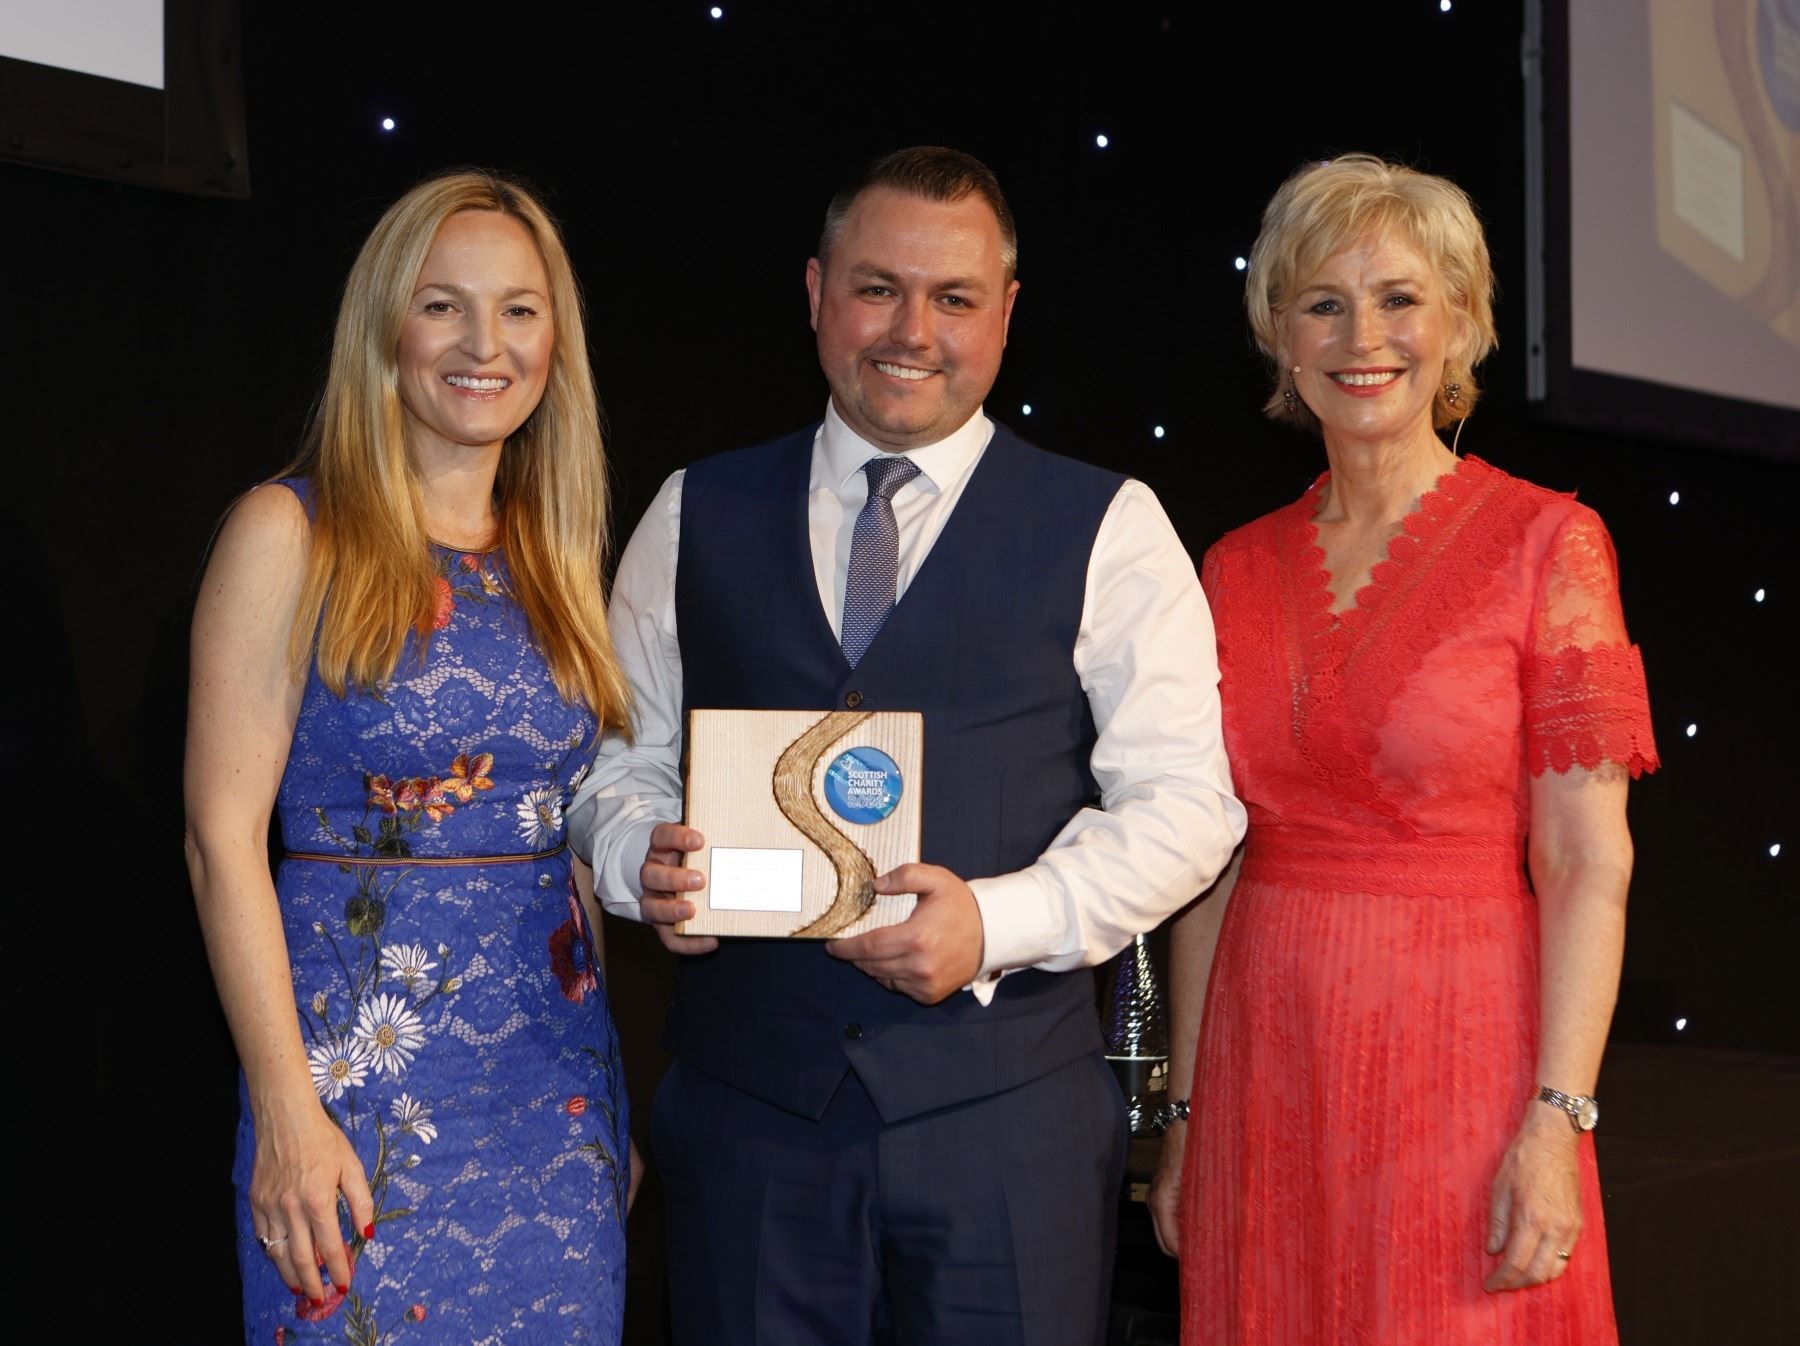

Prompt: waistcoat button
[844,690,863,709]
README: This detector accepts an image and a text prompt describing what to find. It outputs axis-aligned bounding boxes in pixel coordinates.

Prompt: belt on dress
[281,842,568,868]
[1240,831,1525,900]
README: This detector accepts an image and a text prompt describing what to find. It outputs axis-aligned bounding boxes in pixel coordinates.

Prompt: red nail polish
[363,1223,375,1239]
[310,1297,324,1307]
[288,1285,301,1295]
[337,1284,349,1297]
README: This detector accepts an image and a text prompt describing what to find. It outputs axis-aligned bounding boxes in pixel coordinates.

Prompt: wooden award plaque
[679,708,923,938]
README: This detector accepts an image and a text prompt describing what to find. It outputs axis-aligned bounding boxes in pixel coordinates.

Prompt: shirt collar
[817,399,993,496]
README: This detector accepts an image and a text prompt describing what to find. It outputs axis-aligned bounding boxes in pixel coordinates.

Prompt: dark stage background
[7,2,1794,1340]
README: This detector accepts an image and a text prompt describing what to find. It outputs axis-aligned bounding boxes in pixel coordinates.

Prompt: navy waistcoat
[671,422,1126,1122]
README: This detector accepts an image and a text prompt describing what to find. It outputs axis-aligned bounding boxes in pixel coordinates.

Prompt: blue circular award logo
[823,747,903,825]
[1760,1,1800,132]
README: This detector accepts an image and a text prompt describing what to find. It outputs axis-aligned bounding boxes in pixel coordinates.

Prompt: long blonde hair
[284,169,630,732]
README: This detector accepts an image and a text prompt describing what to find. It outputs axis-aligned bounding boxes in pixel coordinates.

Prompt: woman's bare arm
[185,484,373,1302]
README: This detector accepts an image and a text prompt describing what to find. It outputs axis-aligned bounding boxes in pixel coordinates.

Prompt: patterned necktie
[840,455,922,668]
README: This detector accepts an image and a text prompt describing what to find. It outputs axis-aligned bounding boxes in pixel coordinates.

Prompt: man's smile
[870,360,937,381]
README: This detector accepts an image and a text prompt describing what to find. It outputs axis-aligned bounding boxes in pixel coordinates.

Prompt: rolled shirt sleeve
[967,480,1245,997]
[566,470,687,919]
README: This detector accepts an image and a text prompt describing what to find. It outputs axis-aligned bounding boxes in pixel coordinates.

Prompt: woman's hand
[249,1096,376,1305]
[1147,1125,1185,1257]
[1483,1105,1583,1292]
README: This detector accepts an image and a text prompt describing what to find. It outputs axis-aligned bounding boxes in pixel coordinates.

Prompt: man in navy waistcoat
[570,146,1244,1346]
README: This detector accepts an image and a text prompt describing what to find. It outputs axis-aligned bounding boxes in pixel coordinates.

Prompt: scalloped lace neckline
[1288,455,1489,660]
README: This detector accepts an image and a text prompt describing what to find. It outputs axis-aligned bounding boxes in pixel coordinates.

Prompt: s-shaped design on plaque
[772,709,877,937]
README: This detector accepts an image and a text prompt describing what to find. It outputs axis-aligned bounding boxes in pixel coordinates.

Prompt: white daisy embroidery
[380,942,439,989]
[390,1092,438,1145]
[353,992,426,1078]
[309,1038,372,1102]
[515,787,563,848]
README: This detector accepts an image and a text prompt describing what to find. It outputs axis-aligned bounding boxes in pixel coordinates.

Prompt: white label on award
[708,848,804,912]
[1669,100,1745,262]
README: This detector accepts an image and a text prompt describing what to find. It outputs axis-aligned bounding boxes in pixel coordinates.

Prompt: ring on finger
[1554,1249,1572,1260]
[258,1233,289,1252]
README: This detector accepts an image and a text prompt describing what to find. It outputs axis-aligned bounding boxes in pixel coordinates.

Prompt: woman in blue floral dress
[185,172,635,1344]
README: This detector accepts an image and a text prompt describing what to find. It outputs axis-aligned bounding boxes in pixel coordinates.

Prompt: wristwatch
[1152,1098,1191,1132]
[1536,1085,1599,1133]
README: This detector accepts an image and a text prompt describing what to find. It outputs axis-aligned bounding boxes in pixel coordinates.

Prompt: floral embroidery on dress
[545,875,628,1214]
[548,884,600,1004]
[430,577,453,631]
[278,757,481,1342]
[316,749,496,860]
[354,993,427,1076]
[378,943,437,988]
[441,751,494,802]
[390,1093,437,1145]
[309,1039,372,1102]
[430,551,507,630]
[515,785,564,848]
[249,493,627,1342]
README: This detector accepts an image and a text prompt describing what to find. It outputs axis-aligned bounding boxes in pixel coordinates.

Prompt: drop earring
[1283,365,1300,415]
[1444,379,1462,407]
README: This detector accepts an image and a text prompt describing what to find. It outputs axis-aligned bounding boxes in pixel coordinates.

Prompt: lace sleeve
[1523,507,1659,778]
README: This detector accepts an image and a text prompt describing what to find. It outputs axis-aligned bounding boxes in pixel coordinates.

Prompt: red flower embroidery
[395,777,454,823]
[547,886,599,1004]
[274,1329,288,1344]
[431,576,454,630]
[443,752,496,802]
[419,780,453,823]
[408,1303,428,1322]
[367,775,398,814]
[459,553,480,572]
[566,1096,587,1117]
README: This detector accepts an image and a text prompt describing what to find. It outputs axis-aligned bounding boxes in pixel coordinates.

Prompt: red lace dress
[1178,456,1658,1344]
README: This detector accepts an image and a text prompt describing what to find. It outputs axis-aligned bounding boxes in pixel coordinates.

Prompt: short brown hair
[818,146,1018,281]
[1246,153,1497,430]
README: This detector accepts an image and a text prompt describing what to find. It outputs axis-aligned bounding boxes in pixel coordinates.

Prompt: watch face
[1577,1097,1600,1131]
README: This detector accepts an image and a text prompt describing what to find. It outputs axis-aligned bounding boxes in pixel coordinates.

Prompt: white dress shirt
[567,401,1245,1003]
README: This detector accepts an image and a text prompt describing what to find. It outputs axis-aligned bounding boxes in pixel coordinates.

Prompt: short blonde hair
[285,169,631,731]
[1245,154,1497,430]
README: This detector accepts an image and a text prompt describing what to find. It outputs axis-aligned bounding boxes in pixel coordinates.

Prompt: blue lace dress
[234,481,627,1345]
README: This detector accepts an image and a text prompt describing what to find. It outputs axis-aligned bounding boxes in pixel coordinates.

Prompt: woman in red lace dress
[1146,156,1658,1343]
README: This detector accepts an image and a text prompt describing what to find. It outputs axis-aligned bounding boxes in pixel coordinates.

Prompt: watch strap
[1535,1085,1596,1132]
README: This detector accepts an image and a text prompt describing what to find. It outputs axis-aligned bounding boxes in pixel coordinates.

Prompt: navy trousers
[651,1050,1129,1346]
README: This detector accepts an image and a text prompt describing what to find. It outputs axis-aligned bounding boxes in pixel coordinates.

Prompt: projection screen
[0,0,248,198]
[1527,0,1799,457]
